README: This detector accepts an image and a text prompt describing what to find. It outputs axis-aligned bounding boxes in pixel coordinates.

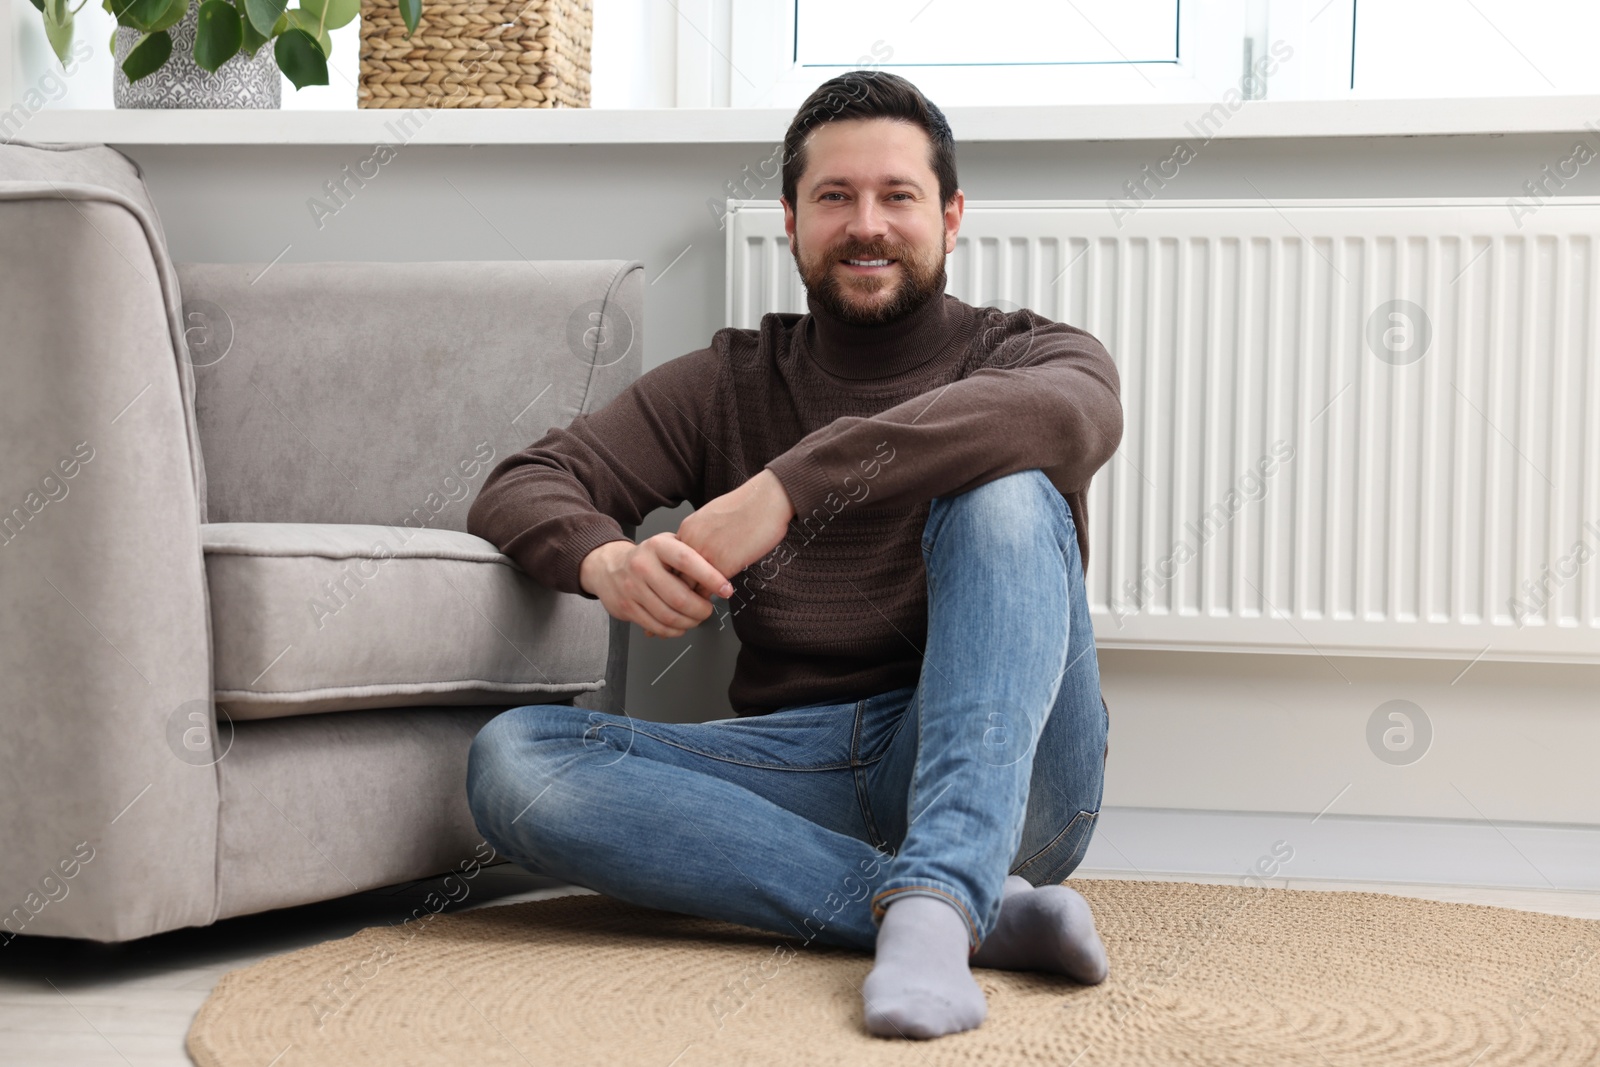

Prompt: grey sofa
[0,140,638,943]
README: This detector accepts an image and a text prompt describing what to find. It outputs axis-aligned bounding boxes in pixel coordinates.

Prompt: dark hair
[781,70,958,212]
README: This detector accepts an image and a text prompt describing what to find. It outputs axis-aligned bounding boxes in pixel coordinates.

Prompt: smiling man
[465,70,1123,1040]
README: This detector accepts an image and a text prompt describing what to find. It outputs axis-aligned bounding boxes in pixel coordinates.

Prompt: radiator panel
[725,200,1600,663]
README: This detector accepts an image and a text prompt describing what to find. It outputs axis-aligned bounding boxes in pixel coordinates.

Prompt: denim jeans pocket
[1013,808,1100,885]
[851,685,917,766]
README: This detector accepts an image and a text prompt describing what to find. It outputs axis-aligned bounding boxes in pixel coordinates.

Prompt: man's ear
[781,195,797,246]
[943,189,964,255]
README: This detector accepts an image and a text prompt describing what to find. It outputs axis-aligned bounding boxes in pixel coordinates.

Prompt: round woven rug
[187,879,1600,1066]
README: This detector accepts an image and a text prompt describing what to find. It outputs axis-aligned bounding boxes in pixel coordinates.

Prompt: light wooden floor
[0,865,587,1067]
[3,866,1596,1066]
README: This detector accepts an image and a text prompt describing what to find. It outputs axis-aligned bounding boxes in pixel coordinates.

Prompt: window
[729,0,1255,108]
[794,1,1180,67]
[707,0,1600,109]
[1348,0,1600,98]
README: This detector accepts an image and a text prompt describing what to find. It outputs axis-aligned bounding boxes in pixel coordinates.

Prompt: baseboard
[1081,806,1600,893]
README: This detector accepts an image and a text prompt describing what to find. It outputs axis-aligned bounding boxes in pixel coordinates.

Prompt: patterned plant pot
[113,1,282,108]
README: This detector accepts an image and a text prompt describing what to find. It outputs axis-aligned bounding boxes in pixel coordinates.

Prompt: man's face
[783,117,963,328]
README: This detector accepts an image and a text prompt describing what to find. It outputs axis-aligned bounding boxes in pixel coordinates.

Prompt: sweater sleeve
[763,309,1122,518]
[466,346,720,599]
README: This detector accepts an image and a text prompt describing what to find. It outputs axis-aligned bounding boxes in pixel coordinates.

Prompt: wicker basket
[358,0,591,108]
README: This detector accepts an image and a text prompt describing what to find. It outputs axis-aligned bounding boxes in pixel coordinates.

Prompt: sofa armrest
[0,192,219,943]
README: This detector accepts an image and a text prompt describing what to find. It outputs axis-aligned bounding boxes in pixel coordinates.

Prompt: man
[465,70,1122,1040]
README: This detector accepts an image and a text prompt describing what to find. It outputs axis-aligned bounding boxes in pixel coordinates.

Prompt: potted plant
[31,0,426,99]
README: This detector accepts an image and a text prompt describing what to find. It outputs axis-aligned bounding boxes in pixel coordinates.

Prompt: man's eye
[817,191,913,202]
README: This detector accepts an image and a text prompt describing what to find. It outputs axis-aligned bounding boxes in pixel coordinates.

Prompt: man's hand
[579,535,734,640]
[675,468,796,598]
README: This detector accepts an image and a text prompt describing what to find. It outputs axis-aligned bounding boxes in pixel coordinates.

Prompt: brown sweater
[467,288,1122,715]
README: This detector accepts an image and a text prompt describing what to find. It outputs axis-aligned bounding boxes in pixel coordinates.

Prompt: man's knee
[923,468,1071,548]
[466,711,525,834]
[932,467,1061,518]
[466,705,586,846]
[468,706,544,787]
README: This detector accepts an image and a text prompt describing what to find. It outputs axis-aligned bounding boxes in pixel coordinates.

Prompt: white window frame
[726,0,1330,110]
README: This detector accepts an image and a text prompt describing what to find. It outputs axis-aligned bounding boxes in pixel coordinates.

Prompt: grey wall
[120,131,1600,722]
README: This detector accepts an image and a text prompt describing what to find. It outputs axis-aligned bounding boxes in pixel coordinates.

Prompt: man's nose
[844,198,891,241]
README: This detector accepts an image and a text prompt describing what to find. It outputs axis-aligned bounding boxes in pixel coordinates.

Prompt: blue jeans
[465,468,1108,954]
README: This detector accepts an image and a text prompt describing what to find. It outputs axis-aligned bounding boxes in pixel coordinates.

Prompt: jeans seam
[853,766,887,850]
[850,697,889,849]
[597,722,855,773]
[903,685,925,849]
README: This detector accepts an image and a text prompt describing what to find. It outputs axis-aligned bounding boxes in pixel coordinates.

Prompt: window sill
[13,96,1600,145]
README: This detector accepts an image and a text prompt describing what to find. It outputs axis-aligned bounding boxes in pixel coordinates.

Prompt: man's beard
[793,229,948,327]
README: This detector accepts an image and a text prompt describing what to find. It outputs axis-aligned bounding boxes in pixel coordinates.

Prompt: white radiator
[725,199,1600,664]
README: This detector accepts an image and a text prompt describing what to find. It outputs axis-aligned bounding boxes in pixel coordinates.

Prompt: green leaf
[397,0,418,37]
[242,0,285,38]
[109,26,117,56]
[42,2,74,62]
[234,0,267,55]
[117,0,171,29]
[274,26,327,88]
[121,28,172,81]
[193,0,241,70]
[146,0,190,33]
[29,0,46,12]
[283,8,330,56]
[299,0,354,30]
[45,0,67,22]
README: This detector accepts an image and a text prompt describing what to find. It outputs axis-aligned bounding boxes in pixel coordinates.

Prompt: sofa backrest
[174,259,642,532]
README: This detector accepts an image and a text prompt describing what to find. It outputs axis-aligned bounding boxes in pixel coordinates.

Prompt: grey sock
[862,895,987,1039]
[971,879,1109,983]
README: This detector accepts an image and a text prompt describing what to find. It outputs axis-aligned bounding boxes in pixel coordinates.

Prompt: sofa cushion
[203,522,608,719]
